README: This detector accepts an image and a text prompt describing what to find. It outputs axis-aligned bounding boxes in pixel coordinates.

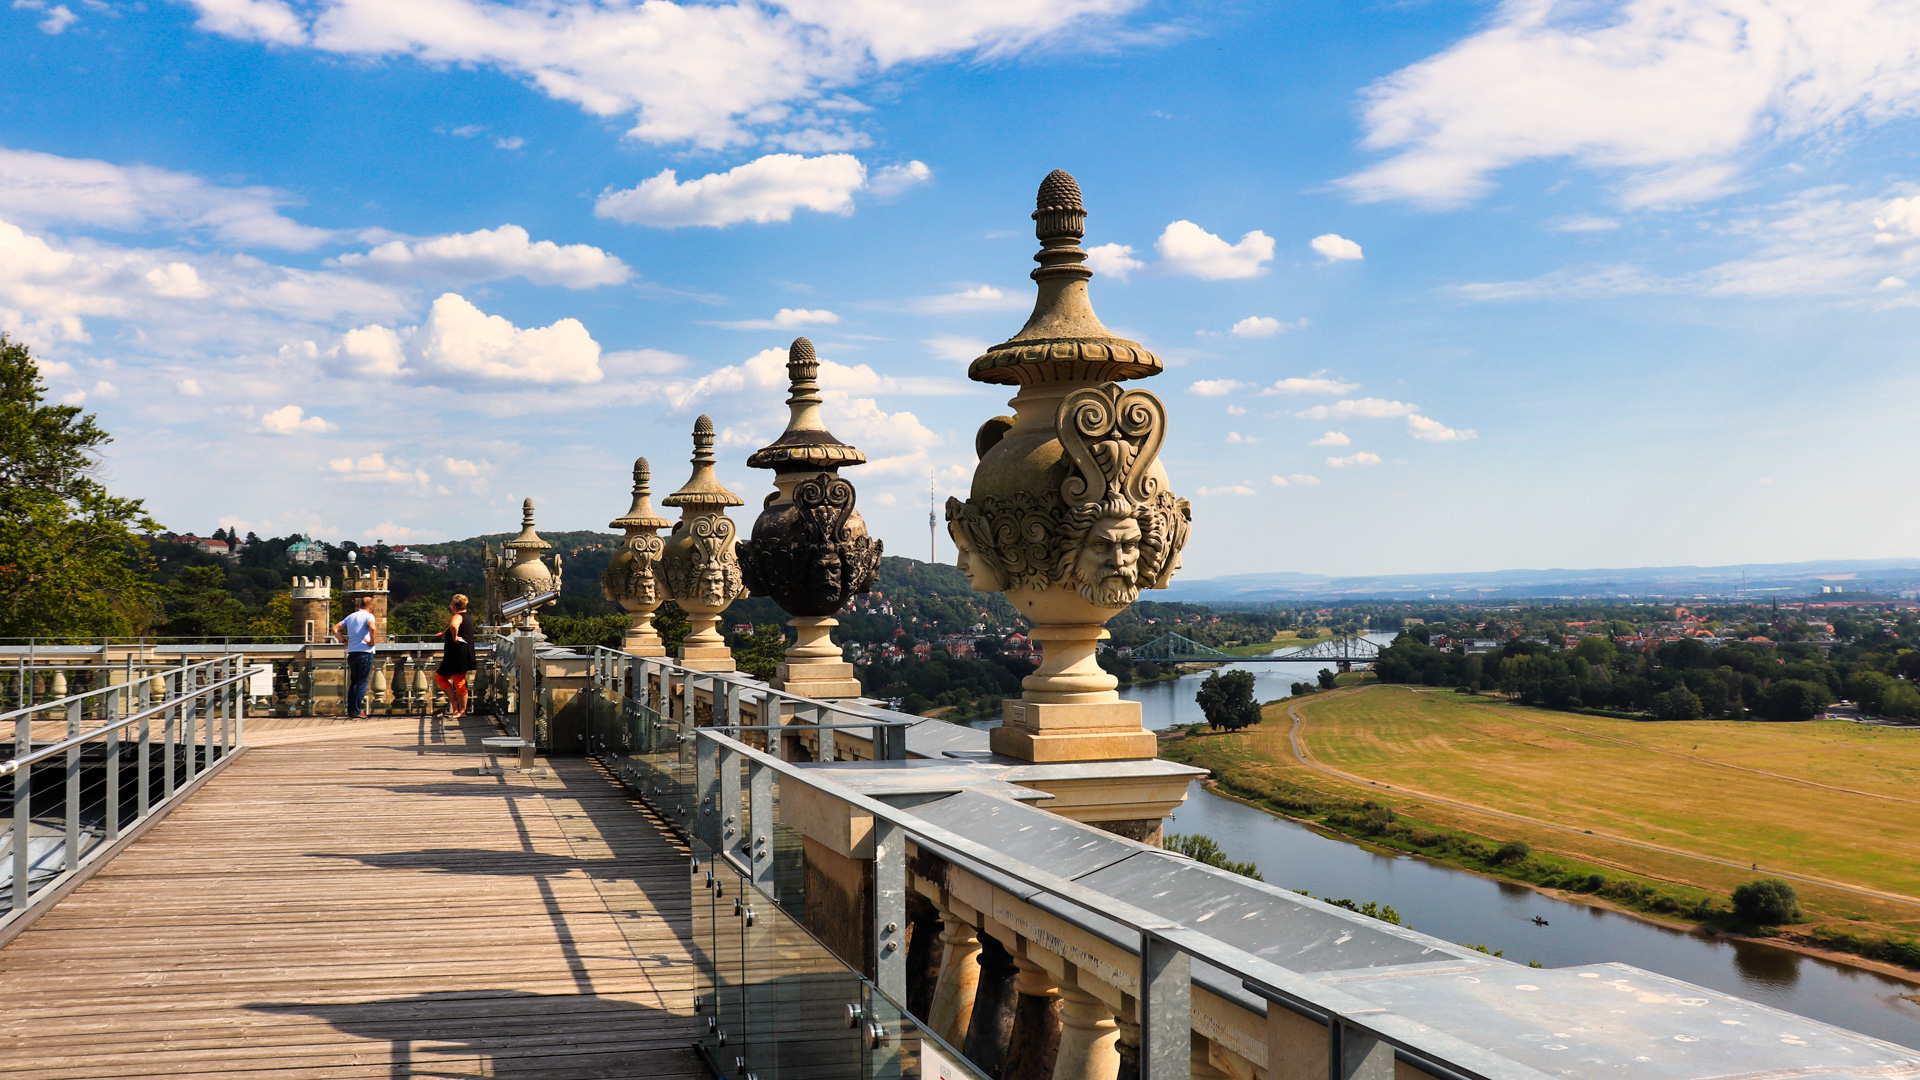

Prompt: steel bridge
[1126,632,1383,666]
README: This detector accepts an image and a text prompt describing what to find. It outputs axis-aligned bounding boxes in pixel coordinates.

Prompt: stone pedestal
[773,615,861,698]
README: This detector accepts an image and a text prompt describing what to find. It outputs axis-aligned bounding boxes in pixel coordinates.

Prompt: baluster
[64,697,80,872]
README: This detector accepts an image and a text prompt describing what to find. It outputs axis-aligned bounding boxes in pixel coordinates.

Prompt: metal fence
[1,655,249,934]
[567,650,1581,1080]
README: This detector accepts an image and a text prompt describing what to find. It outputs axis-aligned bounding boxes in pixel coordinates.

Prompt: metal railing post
[104,682,122,843]
[63,698,80,872]
[814,703,835,763]
[11,702,28,911]
[137,677,151,820]
[163,670,178,799]
[1140,931,1193,1080]
[719,743,742,858]
[235,658,246,750]
[873,817,906,1000]
[747,758,772,889]
[682,668,696,727]
[1331,1021,1393,1080]
[515,633,537,771]
[695,729,720,852]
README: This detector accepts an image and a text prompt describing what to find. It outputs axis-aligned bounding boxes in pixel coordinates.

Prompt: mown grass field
[1171,684,1920,951]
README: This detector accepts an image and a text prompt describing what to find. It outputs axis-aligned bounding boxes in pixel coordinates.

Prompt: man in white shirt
[333,596,379,719]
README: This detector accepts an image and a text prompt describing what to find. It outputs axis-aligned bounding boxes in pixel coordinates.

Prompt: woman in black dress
[435,594,477,718]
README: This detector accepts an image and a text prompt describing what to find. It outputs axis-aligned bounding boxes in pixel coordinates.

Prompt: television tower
[928,469,936,563]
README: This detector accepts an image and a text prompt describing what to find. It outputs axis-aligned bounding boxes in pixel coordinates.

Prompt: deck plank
[0,713,703,1080]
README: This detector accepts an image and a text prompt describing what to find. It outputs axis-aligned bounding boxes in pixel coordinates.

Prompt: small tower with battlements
[290,576,332,643]
[341,565,391,638]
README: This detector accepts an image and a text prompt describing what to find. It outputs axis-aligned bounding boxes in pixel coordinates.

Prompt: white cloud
[0,218,405,353]
[1462,187,1920,301]
[1271,473,1320,486]
[328,293,603,387]
[1407,413,1477,441]
[492,135,524,150]
[1311,431,1351,447]
[604,348,688,376]
[1263,376,1359,396]
[1551,215,1621,233]
[1297,398,1418,420]
[1342,0,1920,209]
[0,145,333,249]
[1155,220,1274,279]
[713,307,841,330]
[89,380,116,399]
[1225,404,1246,416]
[1197,484,1257,496]
[330,225,631,288]
[326,451,429,486]
[1879,276,1909,290]
[190,0,306,45]
[1085,242,1145,281]
[1310,234,1363,262]
[912,283,1025,313]
[1188,379,1246,397]
[260,404,335,434]
[1225,431,1258,444]
[1231,315,1308,338]
[441,457,492,477]
[185,1,1144,149]
[17,2,79,34]
[868,160,933,198]
[596,153,870,228]
[176,378,205,397]
[924,335,987,363]
[1326,452,1382,468]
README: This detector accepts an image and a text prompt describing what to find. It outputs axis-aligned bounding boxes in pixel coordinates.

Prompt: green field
[1166,684,1920,958]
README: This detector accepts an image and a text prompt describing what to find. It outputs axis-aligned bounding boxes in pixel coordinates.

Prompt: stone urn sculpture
[601,457,673,656]
[485,497,563,630]
[947,170,1192,762]
[738,337,882,697]
[657,415,748,671]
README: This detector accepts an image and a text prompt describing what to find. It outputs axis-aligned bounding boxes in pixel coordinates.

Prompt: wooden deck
[0,713,703,1079]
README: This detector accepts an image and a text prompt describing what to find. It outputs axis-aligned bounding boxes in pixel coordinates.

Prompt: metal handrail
[0,658,227,728]
[5,655,247,923]
[0,667,251,777]
[580,644,913,740]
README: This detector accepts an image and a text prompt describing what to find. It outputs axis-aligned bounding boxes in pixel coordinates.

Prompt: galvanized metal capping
[1140,931,1192,1080]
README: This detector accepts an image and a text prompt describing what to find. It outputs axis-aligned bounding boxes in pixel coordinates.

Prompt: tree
[1731,878,1800,925]
[1649,685,1704,722]
[1763,679,1828,722]
[0,337,158,637]
[733,623,790,680]
[1317,667,1337,690]
[1195,669,1262,731]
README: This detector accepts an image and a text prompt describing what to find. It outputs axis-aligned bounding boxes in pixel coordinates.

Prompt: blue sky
[9,0,1920,578]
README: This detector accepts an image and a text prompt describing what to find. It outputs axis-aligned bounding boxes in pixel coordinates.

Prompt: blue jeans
[347,651,374,716]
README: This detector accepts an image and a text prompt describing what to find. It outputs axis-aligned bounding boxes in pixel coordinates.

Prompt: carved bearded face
[1074,514,1142,606]
[699,561,730,606]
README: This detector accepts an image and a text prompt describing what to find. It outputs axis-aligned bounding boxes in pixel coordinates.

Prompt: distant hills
[1160,559,1920,603]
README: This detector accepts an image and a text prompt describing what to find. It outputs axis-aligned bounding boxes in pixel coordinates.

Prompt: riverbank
[1160,715,1920,982]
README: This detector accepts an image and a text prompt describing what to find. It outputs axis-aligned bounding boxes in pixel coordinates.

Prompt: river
[1117,636,1920,1048]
